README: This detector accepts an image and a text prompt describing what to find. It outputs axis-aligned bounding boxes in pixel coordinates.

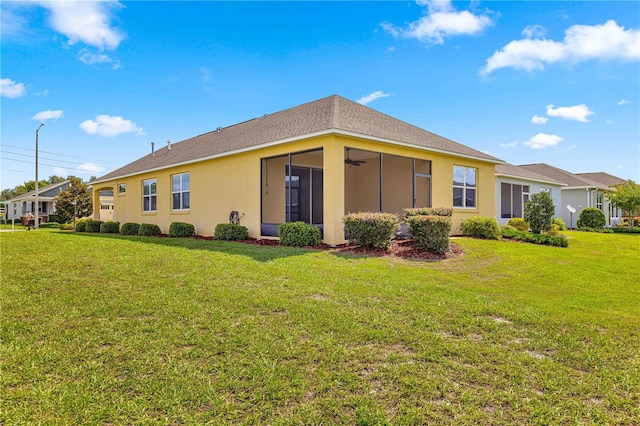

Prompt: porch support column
[92,187,101,220]
[322,138,346,246]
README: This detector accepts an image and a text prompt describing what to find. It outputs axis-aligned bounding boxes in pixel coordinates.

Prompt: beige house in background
[90,95,503,245]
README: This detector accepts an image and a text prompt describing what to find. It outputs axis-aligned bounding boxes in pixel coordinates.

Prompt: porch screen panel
[261,156,287,224]
[512,184,523,218]
[345,148,380,214]
[501,183,512,218]
[382,154,412,216]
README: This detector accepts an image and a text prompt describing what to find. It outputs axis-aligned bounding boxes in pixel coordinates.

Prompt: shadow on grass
[64,231,316,262]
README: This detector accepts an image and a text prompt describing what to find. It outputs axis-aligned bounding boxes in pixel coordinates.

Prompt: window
[540,187,551,195]
[595,193,603,210]
[172,173,190,210]
[501,183,530,218]
[453,166,477,208]
[142,178,157,212]
[118,184,126,194]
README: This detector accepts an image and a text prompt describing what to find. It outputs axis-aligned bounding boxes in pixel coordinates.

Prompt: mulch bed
[238,237,465,261]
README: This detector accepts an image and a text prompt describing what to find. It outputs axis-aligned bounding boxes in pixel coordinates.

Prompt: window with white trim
[142,178,157,212]
[453,166,477,208]
[118,184,126,194]
[501,183,530,218]
[172,173,190,210]
[595,192,603,210]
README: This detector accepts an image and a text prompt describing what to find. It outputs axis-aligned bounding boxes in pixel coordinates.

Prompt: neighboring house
[518,164,625,228]
[99,190,114,221]
[495,163,564,226]
[90,95,503,245]
[5,180,71,223]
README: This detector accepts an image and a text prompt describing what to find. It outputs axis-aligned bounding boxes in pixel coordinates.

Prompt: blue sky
[2,1,639,190]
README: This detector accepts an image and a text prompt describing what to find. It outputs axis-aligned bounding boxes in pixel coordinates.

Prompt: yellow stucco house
[91,95,503,245]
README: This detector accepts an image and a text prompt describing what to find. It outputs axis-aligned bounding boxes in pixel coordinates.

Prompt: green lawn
[1,230,638,424]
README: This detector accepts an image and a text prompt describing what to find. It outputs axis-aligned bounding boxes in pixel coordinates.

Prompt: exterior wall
[495,177,563,226]
[561,189,593,229]
[92,134,497,244]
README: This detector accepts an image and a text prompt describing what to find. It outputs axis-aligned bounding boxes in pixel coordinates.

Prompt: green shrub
[85,220,103,233]
[59,223,74,230]
[138,223,161,236]
[501,228,569,247]
[100,221,120,234]
[120,222,141,235]
[553,217,567,231]
[278,222,322,247]
[169,222,195,237]
[75,221,86,232]
[578,227,614,234]
[404,207,452,218]
[612,226,640,234]
[406,215,451,254]
[343,212,399,250]
[577,207,606,229]
[524,191,556,234]
[214,223,249,241]
[38,222,60,229]
[507,218,529,232]
[460,216,501,240]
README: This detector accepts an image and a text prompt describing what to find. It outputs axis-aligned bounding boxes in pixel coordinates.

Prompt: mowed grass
[1,230,638,424]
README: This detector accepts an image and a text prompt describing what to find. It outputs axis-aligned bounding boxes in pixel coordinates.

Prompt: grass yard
[1,229,638,424]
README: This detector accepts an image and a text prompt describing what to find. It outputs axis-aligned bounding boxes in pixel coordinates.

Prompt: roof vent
[263,113,268,118]
[151,141,155,156]
[216,127,222,132]
[167,139,171,151]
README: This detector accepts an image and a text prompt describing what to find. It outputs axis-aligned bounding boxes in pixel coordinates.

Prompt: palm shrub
[507,218,529,232]
[85,220,103,233]
[138,223,161,236]
[406,215,451,254]
[343,212,399,250]
[100,221,120,234]
[169,222,195,237]
[524,191,555,234]
[278,222,322,247]
[120,222,140,235]
[577,207,606,229]
[214,223,249,241]
[460,216,501,240]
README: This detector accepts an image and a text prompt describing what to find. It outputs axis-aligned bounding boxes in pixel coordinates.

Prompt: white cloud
[382,0,493,44]
[482,20,640,75]
[500,141,518,148]
[53,167,68,177]
[78,49,121,70]
[617,98,630,105]
[32,109,64,122]
[523,133,564,149]
[36,88,50,96]
[357,91,392,105]
[76,163,105,174]
[39,1,125,50]
[546,104,594,123]
[522,25,547,39]
[1,77,26,98]
[80,114,145,137]
[531,115,548,125]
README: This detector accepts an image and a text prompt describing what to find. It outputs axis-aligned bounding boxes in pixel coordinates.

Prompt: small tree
[524,191,555,234]
[607,180,640,228]
[52,176,92,223]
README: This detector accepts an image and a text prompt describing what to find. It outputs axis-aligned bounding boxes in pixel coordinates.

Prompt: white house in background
[98,190,114,221]
[4,180,71,223]
[518,164,626,228]
[495,163,564,226]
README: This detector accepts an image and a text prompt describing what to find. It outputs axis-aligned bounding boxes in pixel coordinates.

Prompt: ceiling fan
[345,148,366,166]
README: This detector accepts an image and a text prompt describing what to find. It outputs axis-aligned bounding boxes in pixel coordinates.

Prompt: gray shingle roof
[518,163,607,188]
[575,172,627,187]
[7,180,70,202]
[495,163,565,185]
[95,95,502,183]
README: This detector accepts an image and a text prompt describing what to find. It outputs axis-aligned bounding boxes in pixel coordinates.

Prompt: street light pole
[35,123,44,229]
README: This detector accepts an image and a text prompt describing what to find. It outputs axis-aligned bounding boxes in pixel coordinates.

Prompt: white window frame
[453,166,477,208]
[171,173,190,211]
[118,184,126,194]
[142,178,157,212]
[595,192,603,210]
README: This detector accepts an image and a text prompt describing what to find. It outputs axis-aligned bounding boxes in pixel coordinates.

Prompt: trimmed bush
[577,207,606,229]
[460,216,501,240]
[214,223,249,241]
[553,217,567,231]
[85,220,103,233]
[404,207,453,218]
[75,221,86,232]
[278,221,322,247]
[524,191,556,234]
[507,218,529,232]
[59,223,74,230]
[100,221,120,234]
[406,215,451,254]
[38,222,60,229]
[502,227,569,247]
[578,227,614,234]
[612,226,640,234]
[138,223,161,236]
[121,222,141,235]
[169,221,195,237]
[343,212,399,250]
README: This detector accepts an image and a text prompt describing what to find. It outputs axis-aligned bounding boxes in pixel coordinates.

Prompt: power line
[0,143,113,164]
[2,156,78,169]
[2,150,95,166]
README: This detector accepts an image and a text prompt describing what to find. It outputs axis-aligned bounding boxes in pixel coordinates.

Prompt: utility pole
[35,123,44,229]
